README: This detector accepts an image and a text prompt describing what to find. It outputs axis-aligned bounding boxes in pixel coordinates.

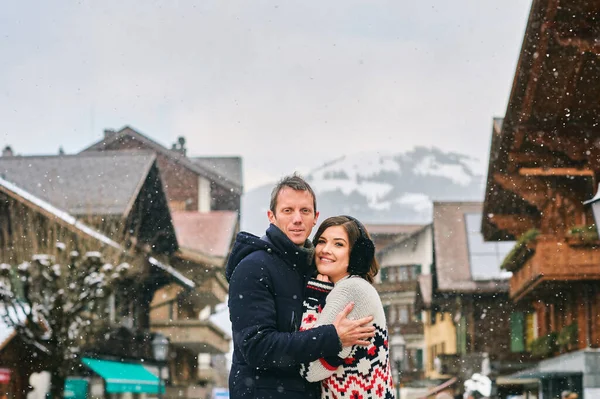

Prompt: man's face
[268,187,319,245]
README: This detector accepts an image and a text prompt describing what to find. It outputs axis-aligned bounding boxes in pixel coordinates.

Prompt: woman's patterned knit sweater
[299,276,395,399]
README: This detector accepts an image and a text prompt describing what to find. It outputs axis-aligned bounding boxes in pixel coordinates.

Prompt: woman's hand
[316,274,331,282]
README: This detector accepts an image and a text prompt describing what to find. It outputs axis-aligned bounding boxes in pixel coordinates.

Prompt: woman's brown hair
[312,216,379,283]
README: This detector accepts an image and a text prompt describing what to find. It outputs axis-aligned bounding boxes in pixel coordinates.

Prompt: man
[226,174,375,399]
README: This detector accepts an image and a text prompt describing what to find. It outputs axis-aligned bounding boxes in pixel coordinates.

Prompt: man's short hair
[270,173,317,214]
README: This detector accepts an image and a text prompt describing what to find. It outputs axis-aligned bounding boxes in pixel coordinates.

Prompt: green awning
[82,357,164,394]
[64,378,88,399]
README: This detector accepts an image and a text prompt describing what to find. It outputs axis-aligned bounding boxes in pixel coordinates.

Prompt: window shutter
[416,349,424,370]
[457,315,467,354]
[510,312,525,353]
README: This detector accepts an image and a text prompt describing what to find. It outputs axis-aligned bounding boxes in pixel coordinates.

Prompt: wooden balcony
[390,321,424,336]
[510,237,600,302]
[192,273,228,308]
[376,280,418,294]
[151,319,230,354]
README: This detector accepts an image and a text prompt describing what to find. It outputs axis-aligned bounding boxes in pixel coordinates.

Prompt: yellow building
[416,275,456,380]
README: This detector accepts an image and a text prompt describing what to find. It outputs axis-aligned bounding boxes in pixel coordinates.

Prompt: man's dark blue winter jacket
[226,224,341,399]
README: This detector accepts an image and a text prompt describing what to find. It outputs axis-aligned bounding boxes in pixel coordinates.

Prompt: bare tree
[0,244,129,399]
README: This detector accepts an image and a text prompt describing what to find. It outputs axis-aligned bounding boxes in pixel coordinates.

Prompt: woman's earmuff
[342,215,375,276]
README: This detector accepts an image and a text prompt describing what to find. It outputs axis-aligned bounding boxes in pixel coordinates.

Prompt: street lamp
[392,335,406,399]
[152,333,169,399]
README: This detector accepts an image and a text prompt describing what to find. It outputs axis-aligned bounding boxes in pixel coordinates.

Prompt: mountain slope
[241,146,485,235]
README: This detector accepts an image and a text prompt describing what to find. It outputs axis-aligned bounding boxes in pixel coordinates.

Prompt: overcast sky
[1,1,531,190]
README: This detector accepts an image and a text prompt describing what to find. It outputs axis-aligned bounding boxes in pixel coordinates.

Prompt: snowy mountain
[241,146,486,235]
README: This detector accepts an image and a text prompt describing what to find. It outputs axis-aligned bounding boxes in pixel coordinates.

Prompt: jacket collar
[264,224,315,273]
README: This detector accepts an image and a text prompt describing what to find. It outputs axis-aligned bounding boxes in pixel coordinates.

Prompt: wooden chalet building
[482,1,600,396]
[0,176,137,399]
[415,202,534,395]
[0,151,213,398]
[80,126,240,395]
[150,210,236,395]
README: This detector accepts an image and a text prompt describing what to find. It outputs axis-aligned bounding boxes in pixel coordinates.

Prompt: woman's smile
[315,225,351,284]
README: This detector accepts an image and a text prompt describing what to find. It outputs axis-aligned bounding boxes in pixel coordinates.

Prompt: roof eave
[81,127,242,193]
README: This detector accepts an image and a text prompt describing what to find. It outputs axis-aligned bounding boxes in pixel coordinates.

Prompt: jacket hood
[225,224,316,282]
[225,231,274,282]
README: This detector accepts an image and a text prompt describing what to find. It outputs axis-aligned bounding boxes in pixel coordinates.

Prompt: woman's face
[315,225,351,283]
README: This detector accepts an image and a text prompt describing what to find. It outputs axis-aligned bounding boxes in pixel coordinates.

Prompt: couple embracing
[226,174,395,399]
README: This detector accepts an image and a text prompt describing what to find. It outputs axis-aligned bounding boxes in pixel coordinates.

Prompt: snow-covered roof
[191,157,243,189]
[148,257,195,290]
[0,303,28,351]
[432,201,510,293]
[0,176,196,293]
[80,126,242,193]
[0,176,121,249]
[0,151,156,216]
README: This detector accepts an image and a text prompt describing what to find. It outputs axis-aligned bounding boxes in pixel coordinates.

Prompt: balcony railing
[191,273,228,308]
[510,237,600,301]
[388,321,424,335]
[376,280,418,293]
[151,319,230,354]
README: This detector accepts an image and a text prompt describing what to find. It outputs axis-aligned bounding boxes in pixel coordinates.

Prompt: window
[415,311,422,322]
[429,345,437,371]
[399,266,411,281]
[383,265,422,282]
[389,306,397,323]
[399,306,409,324]
[380,268,389,282]
[169,200,187,211]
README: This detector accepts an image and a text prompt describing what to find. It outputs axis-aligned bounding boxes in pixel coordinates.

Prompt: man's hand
[333,302,375,347]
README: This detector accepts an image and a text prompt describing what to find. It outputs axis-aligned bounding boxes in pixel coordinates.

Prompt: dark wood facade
[483,0,600,367]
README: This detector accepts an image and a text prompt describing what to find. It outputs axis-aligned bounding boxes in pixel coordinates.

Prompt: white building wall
[377,225,433,377]
[377,225,433,278]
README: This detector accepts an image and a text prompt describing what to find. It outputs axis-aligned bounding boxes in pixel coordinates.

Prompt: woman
[299,215,395,399]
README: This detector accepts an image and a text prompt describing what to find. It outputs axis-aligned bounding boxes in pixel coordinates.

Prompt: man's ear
[314,211,320,226]
[267,210,276,224]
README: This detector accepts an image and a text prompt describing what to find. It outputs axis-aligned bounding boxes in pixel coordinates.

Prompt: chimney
[104,128,116,138]
[2,146,13,157]
[172,136,187,156]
